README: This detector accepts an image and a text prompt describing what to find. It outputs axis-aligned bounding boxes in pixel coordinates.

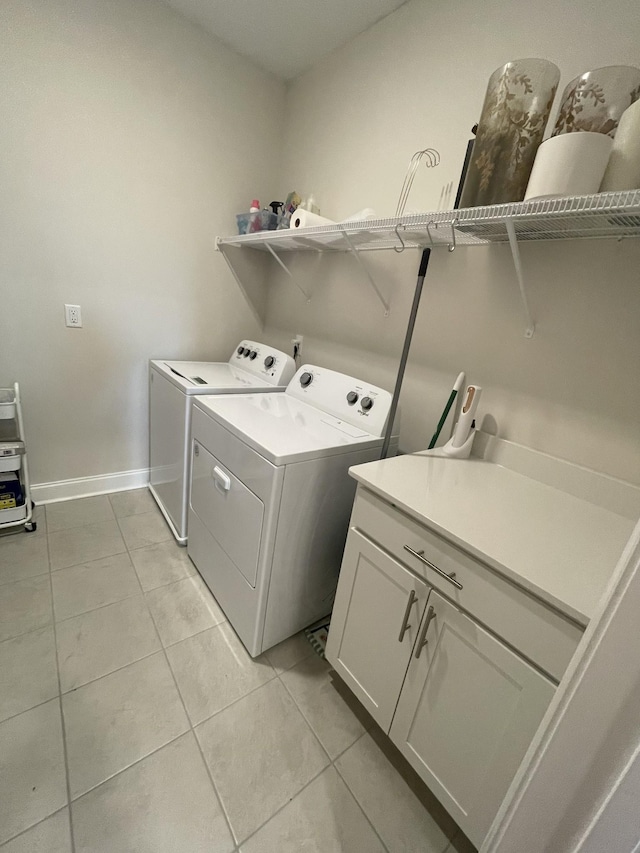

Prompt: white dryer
[187,364,396,657]
[149,341,295,544]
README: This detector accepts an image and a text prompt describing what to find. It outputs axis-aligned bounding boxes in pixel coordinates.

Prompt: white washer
[149,341,295,544]
[188,364,396,657]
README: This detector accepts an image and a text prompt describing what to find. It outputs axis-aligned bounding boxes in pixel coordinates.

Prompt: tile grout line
[274,658,392,853]
[49,547,128,575]
[51,551,198,628]
[331,751,393,853]
[0,567,50,589]
[133,535,333,848]
[0,691,62,728]
[45,526,77,853]
[57,644,163,697]
[67,730,188,805]
[138,566,239,853]
[14,497,436,851]
[276,670,334,760]
[149,515,388,850]
[235,762,335,850]
[54,587,144,626]
[0,806,70,850]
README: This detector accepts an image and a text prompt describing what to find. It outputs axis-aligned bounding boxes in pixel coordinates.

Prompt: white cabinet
[327,485,583,849]
[389,589,555,845]
[326,529,430,731]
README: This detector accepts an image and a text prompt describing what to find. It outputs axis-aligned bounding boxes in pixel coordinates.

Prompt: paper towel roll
[524,132,613,200]
[291,210,335,229]
[600,100,640,191]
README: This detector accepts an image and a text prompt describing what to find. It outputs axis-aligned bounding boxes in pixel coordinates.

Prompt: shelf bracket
[216,238,264,327]
[505,217,535,338]
[339,228,390,316]
[264,243,311,303]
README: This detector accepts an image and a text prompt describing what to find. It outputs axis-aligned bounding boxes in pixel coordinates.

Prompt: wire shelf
[217,191,640,253]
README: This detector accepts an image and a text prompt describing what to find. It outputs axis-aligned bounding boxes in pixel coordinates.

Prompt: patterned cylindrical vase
[459,58,560,207]
[552,65,640,138]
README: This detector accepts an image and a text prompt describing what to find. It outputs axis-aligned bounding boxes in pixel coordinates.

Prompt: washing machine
[149,341,295,544]
[187,364,396,656]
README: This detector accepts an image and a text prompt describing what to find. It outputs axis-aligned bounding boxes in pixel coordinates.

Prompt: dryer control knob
[237,346,245,355]
[249,351,257,360]
[300,372,313,388]
[264,355,275,368]
[361,396,374,411]
[243,350,250,357]
[346,391,359,405]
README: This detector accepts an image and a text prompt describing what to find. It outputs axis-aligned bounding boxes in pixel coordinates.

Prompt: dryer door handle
[212,466,231,493]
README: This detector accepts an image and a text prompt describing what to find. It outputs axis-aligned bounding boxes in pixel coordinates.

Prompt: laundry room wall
[0,0,285,487]
[264,0,640,485]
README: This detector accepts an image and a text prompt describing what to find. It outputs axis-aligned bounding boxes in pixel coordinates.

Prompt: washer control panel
[231,341,295,386]
[287,365,392,437]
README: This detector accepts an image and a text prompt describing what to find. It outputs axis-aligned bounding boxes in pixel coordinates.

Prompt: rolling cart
[0,383,36,534]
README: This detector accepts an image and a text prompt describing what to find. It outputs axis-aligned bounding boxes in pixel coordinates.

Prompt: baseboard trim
[31,468,150,505]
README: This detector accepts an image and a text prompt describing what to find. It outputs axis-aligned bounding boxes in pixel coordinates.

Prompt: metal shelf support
[216,239,263,327]
[505,217,535,339]
[339,228,391,316]
[264,243,311,303]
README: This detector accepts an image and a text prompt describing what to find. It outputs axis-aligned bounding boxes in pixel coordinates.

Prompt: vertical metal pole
[380,248,431,458]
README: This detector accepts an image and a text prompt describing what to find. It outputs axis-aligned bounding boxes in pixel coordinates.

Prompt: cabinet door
[326,528,431,731]
[389,590,555,848]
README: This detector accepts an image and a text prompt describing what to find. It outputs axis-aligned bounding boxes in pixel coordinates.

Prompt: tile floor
[0,489,475,852]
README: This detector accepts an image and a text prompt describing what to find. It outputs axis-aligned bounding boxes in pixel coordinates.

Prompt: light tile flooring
[0,490,475,852]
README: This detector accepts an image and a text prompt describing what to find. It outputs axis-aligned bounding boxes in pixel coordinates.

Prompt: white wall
[267,0,640,485]
[0,0,285,485]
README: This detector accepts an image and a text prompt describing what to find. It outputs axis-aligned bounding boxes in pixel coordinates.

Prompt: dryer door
[190,441,263,587]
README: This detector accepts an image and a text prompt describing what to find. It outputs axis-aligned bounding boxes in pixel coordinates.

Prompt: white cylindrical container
[291,210,335,229]
[525,132,613,199]
[600,100,640,191]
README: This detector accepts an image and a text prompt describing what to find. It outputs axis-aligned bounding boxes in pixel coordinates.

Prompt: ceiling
[163,0,409,80]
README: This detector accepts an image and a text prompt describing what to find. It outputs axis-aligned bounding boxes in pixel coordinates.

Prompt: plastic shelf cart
[0,383,35,533]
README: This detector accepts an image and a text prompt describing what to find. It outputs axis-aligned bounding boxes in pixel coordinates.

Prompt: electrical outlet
[292,334,303,359]
[64,304,82,328]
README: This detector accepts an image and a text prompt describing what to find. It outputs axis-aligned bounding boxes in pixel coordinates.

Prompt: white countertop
[349,453,638,625]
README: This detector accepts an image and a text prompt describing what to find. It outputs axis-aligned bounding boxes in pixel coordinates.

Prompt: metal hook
[393,223,406,254]
[448,218,459,253]
[395,148,441,217]
[425,221,437,249]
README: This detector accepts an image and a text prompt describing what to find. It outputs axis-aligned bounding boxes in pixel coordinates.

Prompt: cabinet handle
[403,545,463,590]
[398,590,417,642]
[415,605,436,658]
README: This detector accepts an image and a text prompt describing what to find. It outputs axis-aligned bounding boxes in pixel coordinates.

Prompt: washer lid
[151,361,269,394]
[193,393,386,465]
[150,341,296,394]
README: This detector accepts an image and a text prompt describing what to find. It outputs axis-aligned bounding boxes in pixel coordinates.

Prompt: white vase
[525,132,613,200]
[600,100,640,191]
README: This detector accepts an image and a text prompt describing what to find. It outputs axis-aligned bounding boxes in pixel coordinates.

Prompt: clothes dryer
[188,364,396,655]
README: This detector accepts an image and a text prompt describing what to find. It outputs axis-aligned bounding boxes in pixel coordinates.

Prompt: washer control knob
[264,355,275,368]
[237,346,245,355]
[300,372,313,388]
[243,349,250,357]
[346,391,359,405]
[249,351,257,360]
[361,396,374,411]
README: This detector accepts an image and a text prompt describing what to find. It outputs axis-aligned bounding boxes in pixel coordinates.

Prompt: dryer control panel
[230,341,296,386]
[286,365,394,437]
